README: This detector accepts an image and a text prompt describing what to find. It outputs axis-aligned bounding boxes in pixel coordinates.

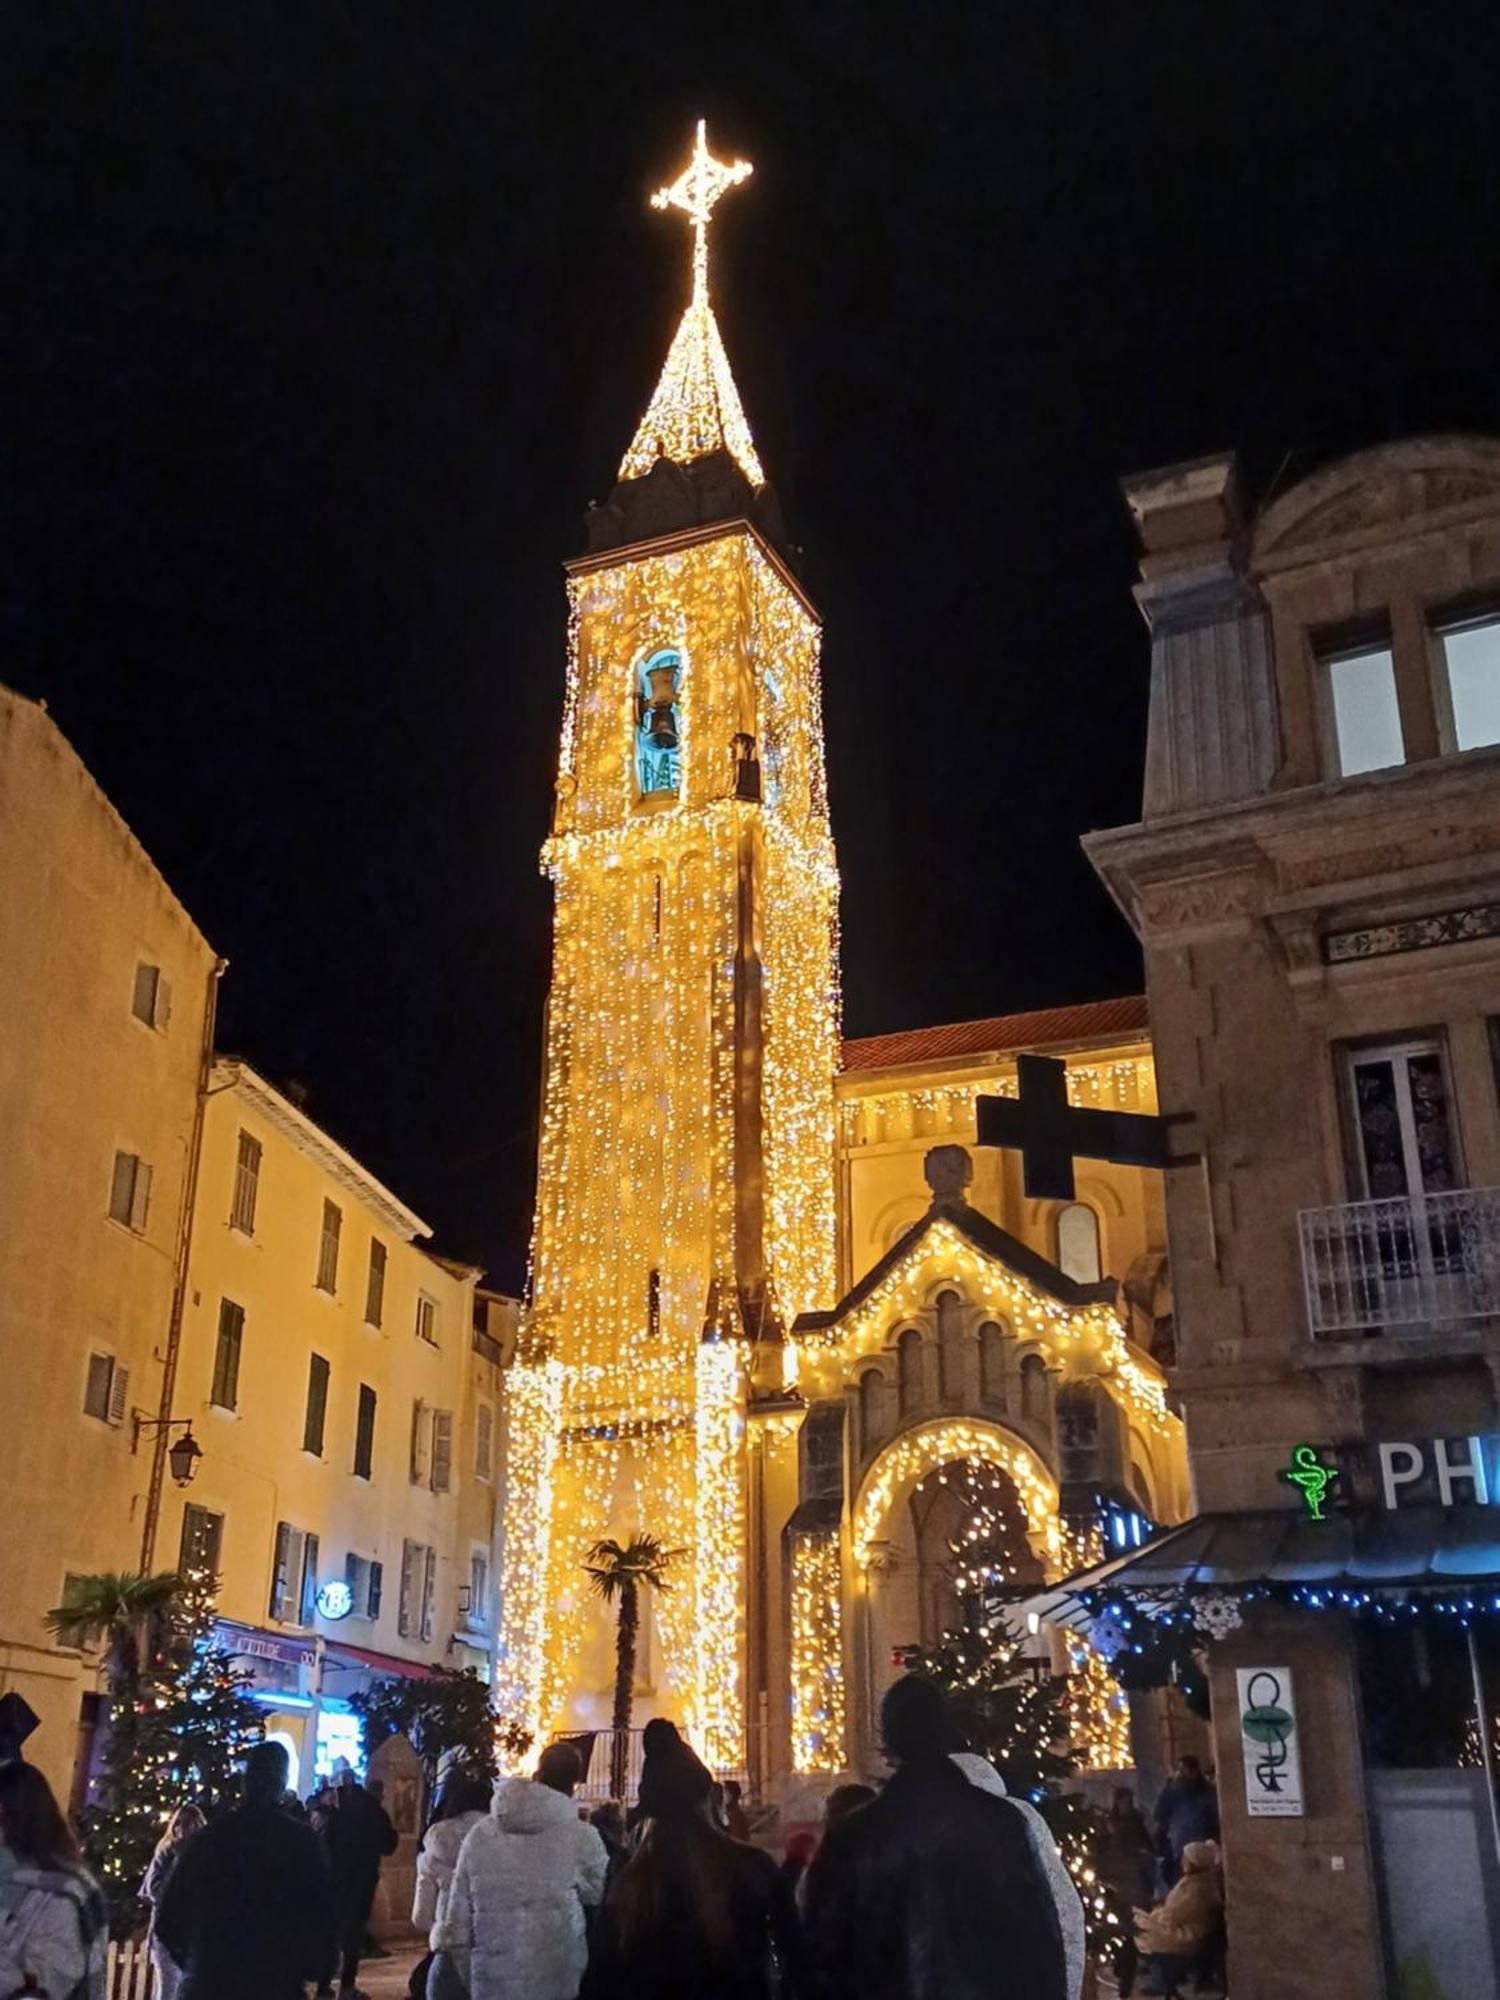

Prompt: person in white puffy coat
[433,1745,608,2000]
[412,1776,491,1942]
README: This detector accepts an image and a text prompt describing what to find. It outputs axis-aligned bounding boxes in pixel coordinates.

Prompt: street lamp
[133,1414,204,1487]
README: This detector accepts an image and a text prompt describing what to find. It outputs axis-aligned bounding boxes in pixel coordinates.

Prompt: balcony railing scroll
[1299,1185,1500,1336]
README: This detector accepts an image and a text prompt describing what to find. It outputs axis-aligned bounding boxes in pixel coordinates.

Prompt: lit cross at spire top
[619,121,766,488]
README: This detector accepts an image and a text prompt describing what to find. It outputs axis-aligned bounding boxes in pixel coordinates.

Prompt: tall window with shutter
[353,1385,377,1480]
[179,1505,224,1577]
[108,1152,152,1233]
[270,1521,317,1623]
[421,1547,437,1641]
[83,1352,129,1427]
[414,1294,439,1346]
[230,1131,262,1234]
[431,1411,454,1494]
[302,1354,330,1456]
[315,1200,342,1294]
[211,1300,245,1411]
[475,1403,494,1482]
[365,1240,387,1326]
[409,1401,429,1485]
[131,963,171,1029]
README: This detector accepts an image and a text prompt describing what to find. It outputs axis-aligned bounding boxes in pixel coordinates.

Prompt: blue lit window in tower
[636,648,682,797]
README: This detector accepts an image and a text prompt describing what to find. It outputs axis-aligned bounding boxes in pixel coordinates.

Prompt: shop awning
[323,1641,443,1681]
[1026,1505,1500,1634]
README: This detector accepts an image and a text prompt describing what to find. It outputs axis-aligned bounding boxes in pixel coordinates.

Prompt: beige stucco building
[0,686,221,1801]
[1076,437,1500,2000]
[0,685,512,1806]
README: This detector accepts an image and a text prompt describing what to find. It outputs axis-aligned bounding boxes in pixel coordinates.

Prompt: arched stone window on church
[936,1289,964,1401]
[1056,1201,1103,1285]
[859,1367,888,1456]
[635,647,682,798]
[978,1322,1005,1404]
[1019,1352,1049,1429]
[897,1327,924,1418]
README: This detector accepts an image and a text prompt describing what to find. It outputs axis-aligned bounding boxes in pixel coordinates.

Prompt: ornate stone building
[498,128,1186,1795]
[1070,436,1500,1999]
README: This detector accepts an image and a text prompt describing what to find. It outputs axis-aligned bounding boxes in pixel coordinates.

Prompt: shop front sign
[1280,1437,1500,1514]
[1237,1665,1304,1818]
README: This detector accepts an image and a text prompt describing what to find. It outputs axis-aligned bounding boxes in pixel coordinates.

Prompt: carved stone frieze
[1277,817,1500,892]
[1137,871,1260,938]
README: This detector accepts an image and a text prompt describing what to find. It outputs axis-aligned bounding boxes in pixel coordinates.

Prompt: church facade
[497,127,1186,1793]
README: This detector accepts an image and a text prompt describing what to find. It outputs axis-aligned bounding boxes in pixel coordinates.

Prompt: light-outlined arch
[851,1416,1061,1573]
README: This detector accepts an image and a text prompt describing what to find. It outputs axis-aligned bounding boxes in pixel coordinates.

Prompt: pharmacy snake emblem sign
[1236,1666,1304,1818]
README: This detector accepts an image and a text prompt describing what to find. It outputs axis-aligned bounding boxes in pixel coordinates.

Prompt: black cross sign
[976,1053,1185,1202]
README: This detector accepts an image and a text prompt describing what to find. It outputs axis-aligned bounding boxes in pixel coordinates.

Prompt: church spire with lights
[620,121,765,488]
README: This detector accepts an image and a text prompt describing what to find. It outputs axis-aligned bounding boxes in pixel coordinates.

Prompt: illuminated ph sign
[1280,1445,1338,1521]
[1378,1437,1494,1510]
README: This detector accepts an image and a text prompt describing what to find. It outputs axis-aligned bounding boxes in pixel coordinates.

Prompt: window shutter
[365,1240,387,1326]
[368,1560,384,1622]
[409,1401,428,1484]
[213,1300,244,1410]
[131,963,161,1026]
[300,1534,320,1624]
[398,1541,417,1636]
[84,1353,112,1420]
[431,1411,453,1494]
[270,1522,293,1621]
[303,1354,330,1456]
[129,1160,152,1234]
[475,1403,493,1481]
[354,1384,376,1479]
[154,975,171,1029]
[106,1362,129,1429]
[420,1546,437,1642]
[109,1152,135,1225]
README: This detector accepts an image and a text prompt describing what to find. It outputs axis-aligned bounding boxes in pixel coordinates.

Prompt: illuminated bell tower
[499,125,839,1772]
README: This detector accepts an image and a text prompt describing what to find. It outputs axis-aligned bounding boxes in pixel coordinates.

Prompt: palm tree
[583,1535,683,1800]
[46,1570,183,1698]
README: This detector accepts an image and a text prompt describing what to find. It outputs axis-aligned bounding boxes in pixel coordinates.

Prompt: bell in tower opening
[636,647,682,797]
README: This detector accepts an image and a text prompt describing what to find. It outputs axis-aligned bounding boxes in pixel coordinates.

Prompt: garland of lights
[839,1059,1156,1150]
[852,1421,1062,1573]
[789,1532,847,1774]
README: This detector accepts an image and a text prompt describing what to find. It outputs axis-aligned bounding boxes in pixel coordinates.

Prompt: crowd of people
[0,1681,1226,2000]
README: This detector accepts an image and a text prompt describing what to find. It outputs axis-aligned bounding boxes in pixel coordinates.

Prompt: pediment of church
[1254,435,1500,562]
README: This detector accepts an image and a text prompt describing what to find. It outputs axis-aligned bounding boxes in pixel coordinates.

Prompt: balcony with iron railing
[1298,1185,1500,1338]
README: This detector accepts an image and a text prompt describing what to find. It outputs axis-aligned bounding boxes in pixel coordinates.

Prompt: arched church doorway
[850,1418,1061,1765]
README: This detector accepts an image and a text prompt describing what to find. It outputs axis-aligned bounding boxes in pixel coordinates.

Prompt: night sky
[11,4,1500,1289]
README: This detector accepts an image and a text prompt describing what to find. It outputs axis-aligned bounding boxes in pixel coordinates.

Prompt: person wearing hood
[0,1762,106,2000]
[949,1752,1086,2000]
[409,1773,492,2000]
[803,1675,1066,2000]
[433,1743,608,2000]
[1133,1840,1223,1999]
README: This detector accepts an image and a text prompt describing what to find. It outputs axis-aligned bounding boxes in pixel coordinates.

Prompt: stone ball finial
[924,1145,973,1203]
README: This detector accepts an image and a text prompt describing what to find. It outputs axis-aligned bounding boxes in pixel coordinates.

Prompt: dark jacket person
[802,1675,1066,2000]
[156,1742,336,2000]
[582,1734,800,2000]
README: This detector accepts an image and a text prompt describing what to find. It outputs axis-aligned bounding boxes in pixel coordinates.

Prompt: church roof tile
[840,995,1149,1074]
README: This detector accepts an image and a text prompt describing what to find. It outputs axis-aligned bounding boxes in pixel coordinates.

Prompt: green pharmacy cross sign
[1281,1444,1338,1521]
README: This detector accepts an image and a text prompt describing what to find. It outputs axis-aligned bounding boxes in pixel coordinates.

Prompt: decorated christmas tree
[83,1569,263,1929]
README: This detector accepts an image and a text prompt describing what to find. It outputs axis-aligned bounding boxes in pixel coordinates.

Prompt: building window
[1342,1035,1460,1199]
[179,1504,224,1578]
[978,1322,1005,1401]
[131,962,171,1030]
[83,1352,128,1427]
[302,1353,330,1457]
[315,1200,342,1294]
[1322,639,1404,776]
[431,1410,454,1494]
[467,1549,490,1629]
[269,1522,319,1625]
[345,1553,382,1621]
[474,1402,494,1483]
[1020,1353,1049,1426]
[365,1240,387,1327]
[936,1290,963,1400]
[858,1368,887,1454]
[897,1327,923,1417]
[1435,614,1500,753]
[230,1131,261,1235]
[211,1299,245,1411]
[353,1384,377,1480]
[398,1540,437,1642]
[647,1268,661,1339]
[1056,1203,1103,1284]
[635,647,682,797]
[415,1294,439,1346]
[108,1152,153,1233]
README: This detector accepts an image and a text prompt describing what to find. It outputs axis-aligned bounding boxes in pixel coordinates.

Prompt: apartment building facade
[1080,437,1500,2000]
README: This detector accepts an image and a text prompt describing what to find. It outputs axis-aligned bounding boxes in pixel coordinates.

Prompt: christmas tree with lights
[84,1569,263,1929]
